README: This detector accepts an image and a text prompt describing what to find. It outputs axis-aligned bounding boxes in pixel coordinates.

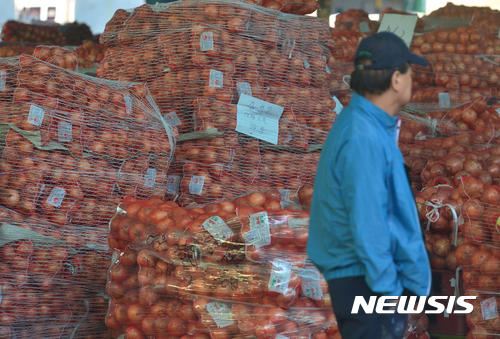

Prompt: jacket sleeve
[338,136,403,297]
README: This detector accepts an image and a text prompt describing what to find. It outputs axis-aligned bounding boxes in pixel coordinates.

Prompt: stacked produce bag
[96,0,336,205]
[106,193,429,339]
[0,47,176,338]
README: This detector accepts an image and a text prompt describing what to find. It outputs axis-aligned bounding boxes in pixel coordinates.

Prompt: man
[307,32,431,339]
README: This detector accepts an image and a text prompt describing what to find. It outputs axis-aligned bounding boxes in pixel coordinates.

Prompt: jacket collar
[350,92,399,132]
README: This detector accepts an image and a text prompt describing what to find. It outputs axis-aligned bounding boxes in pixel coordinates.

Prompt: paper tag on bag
[322,56,331,74]
[164,111,182,127]
[58,122,72,142]
[124,96,133,114]
[481,297,498,320]
[249,212,271,248]
[200,31,214,51]
[439,93,450,108]
[209,70,223,88]
[205,302,234,328]
[46,187,66,208]
[166,175,180,194]
[0,71,6,90]
[359,21,370,33]
[333,96,344,115]
[301,268,324,300]
[27,105,45,127]
[144,168,157,188]
[236,82,252,97]
[242,229,261,245]
[378,14,418,47]
[236,94,284,145]
[268,259,292,293]
[189,176,205,195]
[202,216,234,241]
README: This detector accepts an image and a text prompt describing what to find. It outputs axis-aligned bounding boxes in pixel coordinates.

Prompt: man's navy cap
[354,32,428,70]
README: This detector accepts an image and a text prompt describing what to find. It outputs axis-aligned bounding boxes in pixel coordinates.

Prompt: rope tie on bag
[425,198,459,246]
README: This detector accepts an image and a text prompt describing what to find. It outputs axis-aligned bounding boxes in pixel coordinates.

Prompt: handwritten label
[166,175,180,194]
[46,187,66,208]
[164,111,182,127]
[301,269,323,300]
[439,93,450,108]
[205,302,234,328]
[200,31,214,51]
[359,21,370,33]
[236,94,284,145]
[189,176,205,195]
[209,70,223,88]
[481,297,498,320]
[144,168,157,188]
[202,216,234,241]
[249,212,271,248]
[378,13,418,47]
[27,105,45,127]
[268,259,292,294]
[58,122,72,142]
[124,96,133,114]
[236,82,252,97]
[0,71,6,90]
[333,96,344,115]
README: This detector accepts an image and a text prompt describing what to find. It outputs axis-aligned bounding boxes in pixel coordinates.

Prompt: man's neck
[363,92,401,117]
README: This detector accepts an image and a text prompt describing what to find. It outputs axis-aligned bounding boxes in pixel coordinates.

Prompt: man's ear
[391,71,403,93]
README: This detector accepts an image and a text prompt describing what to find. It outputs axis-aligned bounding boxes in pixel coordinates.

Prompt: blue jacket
[307,93,431,297]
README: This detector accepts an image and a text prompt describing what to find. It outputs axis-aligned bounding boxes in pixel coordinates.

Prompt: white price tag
[378,14,418,47]
[249,211,271,248]
[27,105,45,127]
[205,302,235,328]
[124,96,133,114]
[200,31,214,51]
[242,229,261,245]
[0,71,6,90]
[46,187,66,208]
[481,297,498,320]
[202,216,234,241]
[333,96,344,115]
[439,93,450,108]
[209,70,223,88]
[268,259,292,294]
[236,94,284,145]
[359,21,370,33]
[189,176,205,195]
[236,82,252,97]
[144,168,157,188]
[166,175,180,194]
[301,269,324,300]
[58,122,72,142]
[164,111,182,127]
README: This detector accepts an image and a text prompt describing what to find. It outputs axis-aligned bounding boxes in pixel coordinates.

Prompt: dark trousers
[328,276,408,339]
